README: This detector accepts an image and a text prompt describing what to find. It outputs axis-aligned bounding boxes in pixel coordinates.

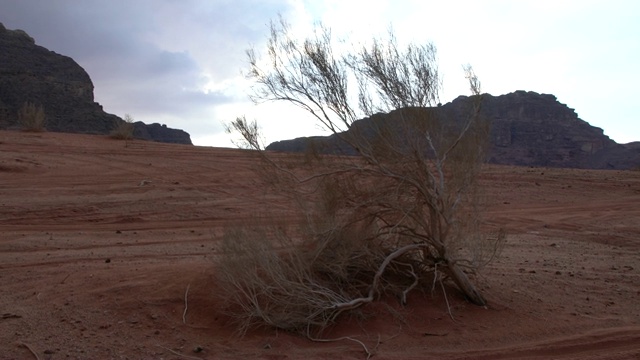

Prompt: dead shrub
[219,18,506,337]
[110,114,135,140]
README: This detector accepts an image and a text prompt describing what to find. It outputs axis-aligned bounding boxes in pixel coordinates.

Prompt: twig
[423,332,448,337]
[384,324,403,342]
[439,278,455,321]
[372,334,382,356]
[60,273,72,284]
[18,342,40,360]
[183,283,191,324]
[156,345,202,360]
[431,264,456,320]
[400,264,418,305]
[2,313,22,319]
[431,263,439,293]
[308,335,374,359]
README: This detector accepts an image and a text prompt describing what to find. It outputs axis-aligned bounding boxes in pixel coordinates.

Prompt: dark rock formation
[0,23,192,144]
[132,122,191,144]
[267,91,639,170]
[623,142,640,151]
[470,91,638,169]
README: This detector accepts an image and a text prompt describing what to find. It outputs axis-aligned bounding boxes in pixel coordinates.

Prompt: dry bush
[18,102,45,132]
[216,219,437,336]
[218,18,505,336]
[110,114,135,140]
[216,227,350,335]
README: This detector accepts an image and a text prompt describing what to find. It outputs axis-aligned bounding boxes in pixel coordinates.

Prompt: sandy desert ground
[0,130,639,359]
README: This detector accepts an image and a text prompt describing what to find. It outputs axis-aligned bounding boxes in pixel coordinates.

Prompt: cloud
[0,0,299,144]
[1,0,639,145]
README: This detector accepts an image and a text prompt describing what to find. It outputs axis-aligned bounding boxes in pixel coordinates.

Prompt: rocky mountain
[0,23,191,145]
[267,91,639,170]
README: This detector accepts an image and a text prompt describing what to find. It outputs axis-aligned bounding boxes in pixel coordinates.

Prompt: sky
[0,0,638,147]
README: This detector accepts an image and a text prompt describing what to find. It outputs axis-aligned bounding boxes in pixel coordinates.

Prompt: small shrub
[110,114,135,140]
[18,102,46,132]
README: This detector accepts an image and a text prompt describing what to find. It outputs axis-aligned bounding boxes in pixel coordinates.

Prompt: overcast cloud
[0,0,296,145]
[0,1,638,146]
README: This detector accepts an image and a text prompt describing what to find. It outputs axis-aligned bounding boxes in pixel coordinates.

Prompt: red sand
[1,130,638,359]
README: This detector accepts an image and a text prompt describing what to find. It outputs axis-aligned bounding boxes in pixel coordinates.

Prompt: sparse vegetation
[110,114,135,140]
[218,19,505,336]
[18,102,46,132]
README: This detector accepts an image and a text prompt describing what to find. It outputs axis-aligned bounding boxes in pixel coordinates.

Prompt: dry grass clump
[18,102,45,132]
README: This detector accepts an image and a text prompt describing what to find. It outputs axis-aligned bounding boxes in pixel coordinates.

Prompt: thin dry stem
[308,335,374,359]
[440,277,455,321]
[183,283,191,324]
[18,342,40,360]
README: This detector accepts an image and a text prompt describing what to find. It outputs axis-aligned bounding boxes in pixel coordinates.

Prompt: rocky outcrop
[623,142,640,151]
[471,91,637,169]
[132,122,191,144]
[267,91,639,170]
[0,23,192,144]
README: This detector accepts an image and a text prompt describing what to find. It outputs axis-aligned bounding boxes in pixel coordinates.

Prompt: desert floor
[1,130,639,359]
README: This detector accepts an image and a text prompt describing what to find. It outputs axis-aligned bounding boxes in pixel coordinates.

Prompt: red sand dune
[1,130,638,359]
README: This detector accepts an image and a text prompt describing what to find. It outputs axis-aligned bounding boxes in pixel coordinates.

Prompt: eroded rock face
[467,91,633,169]
[266,91,639,170]
[0,23,192,145]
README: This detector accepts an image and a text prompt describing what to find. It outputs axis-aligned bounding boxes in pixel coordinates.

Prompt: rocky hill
[267,91,639,170]
[0,23,191,144]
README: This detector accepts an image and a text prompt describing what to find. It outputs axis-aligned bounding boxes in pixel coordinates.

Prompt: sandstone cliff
[267,91,639,170]
[0,23,191,144]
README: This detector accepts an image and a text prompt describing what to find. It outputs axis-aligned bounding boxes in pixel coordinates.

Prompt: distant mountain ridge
[267,91,639,170]
[0,23,192,144]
